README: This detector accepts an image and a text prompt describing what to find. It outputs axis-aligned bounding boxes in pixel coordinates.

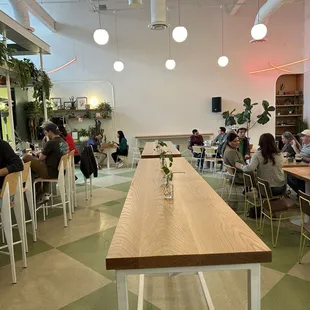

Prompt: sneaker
[37,193,50,205]
[115,162,119,168]
[118,161,124,168]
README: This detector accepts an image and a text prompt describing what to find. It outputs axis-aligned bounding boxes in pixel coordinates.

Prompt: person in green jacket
[112,130,128,168]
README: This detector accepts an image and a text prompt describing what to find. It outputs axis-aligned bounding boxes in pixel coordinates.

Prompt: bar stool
[34,154,72,228]
[68,150,77,213]
[0,172,27,283]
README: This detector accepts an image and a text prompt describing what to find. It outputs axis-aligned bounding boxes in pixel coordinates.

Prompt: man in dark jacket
[188,129,204,171]
[237,127,250,160]
[0,140,23,207]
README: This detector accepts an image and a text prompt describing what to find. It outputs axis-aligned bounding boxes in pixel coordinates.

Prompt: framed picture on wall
[71,131,78,141]
[76,97,88,110]
[64,102,72,110]
[51,98,62,110]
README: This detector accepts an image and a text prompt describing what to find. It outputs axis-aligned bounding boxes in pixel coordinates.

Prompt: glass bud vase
[163,175,174,199]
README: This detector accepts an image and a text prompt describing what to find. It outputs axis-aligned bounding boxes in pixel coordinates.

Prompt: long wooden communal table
[106,158,271,310]
[141,141,181,158]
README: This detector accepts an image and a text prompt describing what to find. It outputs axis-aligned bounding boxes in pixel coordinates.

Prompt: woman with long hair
[236,133,286,196]
[281,131,301,157]
[112,130,128,168]
[222,131,245,184]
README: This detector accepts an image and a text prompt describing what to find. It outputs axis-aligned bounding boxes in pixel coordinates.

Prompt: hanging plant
[10,58,32,88]
[97,101,113,119]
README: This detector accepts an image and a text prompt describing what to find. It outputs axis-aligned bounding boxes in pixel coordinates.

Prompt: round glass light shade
[93,29,109,45]
[172,26,188,43]
[165,59,176,70]
[114,61,124,72]
[218,56,229,67]
[251,23,267,40]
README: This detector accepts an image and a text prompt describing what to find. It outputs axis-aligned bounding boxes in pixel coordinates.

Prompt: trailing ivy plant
[97,101,112,119]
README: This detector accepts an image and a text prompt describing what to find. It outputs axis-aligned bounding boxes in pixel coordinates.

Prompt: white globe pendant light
[93,29,109,45]
[114,61,124,72]
[251,23,267,40]
[165,59,176,70]
[218,56,229,67]
[172,26,188,43]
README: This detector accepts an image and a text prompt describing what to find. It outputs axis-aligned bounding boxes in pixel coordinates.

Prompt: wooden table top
[136,133,214,139]
[283,161,309,168]
[283,166,310,181]
[141,141,181,158]
[106,157,271,270]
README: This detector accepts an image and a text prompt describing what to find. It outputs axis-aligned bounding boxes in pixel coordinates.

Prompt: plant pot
[279,91,284,95]
[79,136,89,142]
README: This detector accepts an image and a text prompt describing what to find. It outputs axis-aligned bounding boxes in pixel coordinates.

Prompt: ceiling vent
[148,0,168,30]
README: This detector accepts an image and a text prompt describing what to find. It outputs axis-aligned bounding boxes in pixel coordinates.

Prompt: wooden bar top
[283,166,310,181]
[283,161,309,168]
[135,133,214,139]
[106,158,271,270]
[141,141,181,158]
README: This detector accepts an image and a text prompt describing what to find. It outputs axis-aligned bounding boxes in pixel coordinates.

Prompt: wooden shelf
[276,114,302,117]
[276,125,296,128]
[53,109,101,113]
[276,94,302,97]
[276,104,303,107]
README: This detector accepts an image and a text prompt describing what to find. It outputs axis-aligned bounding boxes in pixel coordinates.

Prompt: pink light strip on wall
[47,57,77,74]
[249,57,310,74]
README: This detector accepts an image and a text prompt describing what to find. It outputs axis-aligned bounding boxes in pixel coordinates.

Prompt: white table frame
[116,263,261,310]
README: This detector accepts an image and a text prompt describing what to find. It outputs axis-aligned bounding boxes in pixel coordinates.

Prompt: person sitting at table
[112,130,128,168]
[222,131,245,184]
[88,134,107,169]
[237,127,250,160]
[58,125,81,164]
[287,129,310,194]
[23,123,68,204]
[236,133,286,196]
[214,127,227,144]
[188,129,204,171]
[281,131,301,158]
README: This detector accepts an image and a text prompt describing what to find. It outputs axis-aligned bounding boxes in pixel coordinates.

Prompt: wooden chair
[257,178,299,247]
[33,154,72,227]
[243,172,260,230]
[298,190,310,263]
[0,172,27,283]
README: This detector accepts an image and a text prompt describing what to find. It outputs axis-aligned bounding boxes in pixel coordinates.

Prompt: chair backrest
[205,148,215,155]
[299,190,310,217]
[192,146,203,154]
[223,163,236,177]
[243,172,255,188]
[22,161,31,183]
[0,172,20,198]
[58,154,69,171]
[257,177,273,199]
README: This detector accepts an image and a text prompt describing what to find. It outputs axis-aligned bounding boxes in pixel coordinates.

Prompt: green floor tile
[76,184,101,193]
[103,200,120,207]
[115,171,135,178]
[0,230,53,267]
[262,274,310,310]
[91,203,123,218]
[57,227,117,281]
[60,282,160,310]
[106,181,132,192]
[202,176,219,190]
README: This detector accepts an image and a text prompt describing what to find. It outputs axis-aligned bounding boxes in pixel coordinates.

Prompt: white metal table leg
[198,272,215,310]
[137,274,144,310]
[248,264,260,310]
[116,270,129,310]
[107,149,110,169]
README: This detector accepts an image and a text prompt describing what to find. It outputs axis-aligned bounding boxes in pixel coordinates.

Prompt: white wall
[1,1,306,149]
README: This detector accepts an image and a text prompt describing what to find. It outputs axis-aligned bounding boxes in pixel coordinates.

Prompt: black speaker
[212,97,222,113]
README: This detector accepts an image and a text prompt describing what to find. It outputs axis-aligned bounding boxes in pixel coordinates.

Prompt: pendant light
[113,11,124,72]
[251,0,267,40]
[218,5,229,67]
[172,0,187,43]
[165,15,176,70]
[93,0,109,45]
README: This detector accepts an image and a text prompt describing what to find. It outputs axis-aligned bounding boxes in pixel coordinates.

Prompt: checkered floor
[0,167,309,309]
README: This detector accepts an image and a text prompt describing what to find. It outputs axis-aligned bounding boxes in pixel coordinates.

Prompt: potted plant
[97,101,113,119]
[221,109,236,127]
[0,101,8,118]
[78,128,89,142]
[288,107,294,114]
[279,84,285,95]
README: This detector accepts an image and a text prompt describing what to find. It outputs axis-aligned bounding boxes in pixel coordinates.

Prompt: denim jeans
[271,184,287,196]
[287,175,305,195]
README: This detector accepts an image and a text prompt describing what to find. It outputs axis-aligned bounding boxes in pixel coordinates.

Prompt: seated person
[214,127,227,157]
[188,129,204,171]
[222,131,244,184]
[23,123,68,204]
[281,131,301,158]
[287,129,310,194]
[237,127,250,160]
[112,130,128,168]
[88,134,107,169]
[58,125,81,164]
[0,140,23,207]
[236,133,286,196]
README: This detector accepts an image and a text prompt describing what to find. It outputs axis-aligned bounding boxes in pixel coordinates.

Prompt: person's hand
[235,162,243,169]
[245,155,250,160]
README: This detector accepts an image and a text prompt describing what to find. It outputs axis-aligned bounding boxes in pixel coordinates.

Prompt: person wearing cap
[287,129,310,194]
[237,127,250,160]
[23,122,68,204]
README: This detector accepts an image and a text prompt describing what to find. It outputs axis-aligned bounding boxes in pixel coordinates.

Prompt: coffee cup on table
[295,154,303,163]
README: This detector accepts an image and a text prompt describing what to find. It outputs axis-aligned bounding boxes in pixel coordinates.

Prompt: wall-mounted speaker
[212,97,222,113]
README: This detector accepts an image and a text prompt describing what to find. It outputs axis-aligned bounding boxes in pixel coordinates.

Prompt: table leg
[247,264,260,310]
[116,270,129,310]
[107,149,110,169]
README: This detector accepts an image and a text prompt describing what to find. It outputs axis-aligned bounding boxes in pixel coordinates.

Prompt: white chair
[0,172,27,283]
[191,146,204,169]
[34,154,72,228]
[217,164,238,201]
[131,147,141,169]
[203,147,220,174]
[68,150,77,213]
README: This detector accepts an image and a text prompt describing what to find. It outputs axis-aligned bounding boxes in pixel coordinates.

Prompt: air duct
[8,0,32,31]
[149,0,168,30]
